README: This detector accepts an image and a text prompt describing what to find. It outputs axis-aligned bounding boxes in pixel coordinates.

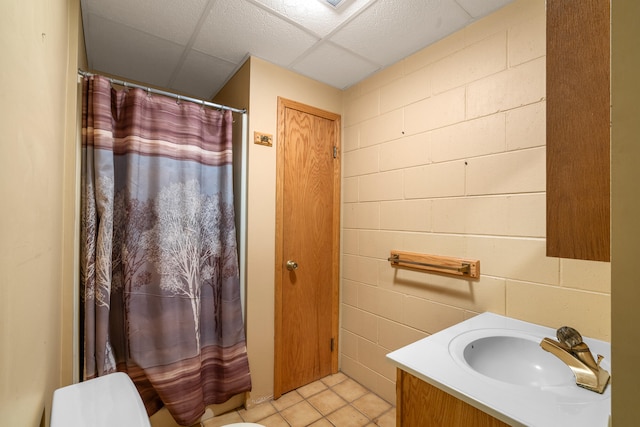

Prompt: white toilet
[50,372,264,427]
[50,372,150,427]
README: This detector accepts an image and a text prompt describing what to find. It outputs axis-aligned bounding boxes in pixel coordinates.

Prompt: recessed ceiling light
[322,0,349,9]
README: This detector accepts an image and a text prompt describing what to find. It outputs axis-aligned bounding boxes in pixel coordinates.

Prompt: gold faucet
[540,326,610,393]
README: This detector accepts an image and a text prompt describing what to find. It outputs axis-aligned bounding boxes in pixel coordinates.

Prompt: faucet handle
[557,326,583,348]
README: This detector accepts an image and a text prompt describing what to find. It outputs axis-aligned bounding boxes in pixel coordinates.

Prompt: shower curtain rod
[78,70,247,114]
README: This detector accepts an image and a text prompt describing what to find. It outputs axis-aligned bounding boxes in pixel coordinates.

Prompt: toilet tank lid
[51,372,151,427]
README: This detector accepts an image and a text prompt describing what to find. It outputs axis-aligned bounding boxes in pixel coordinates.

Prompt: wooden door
[274,98,341,398]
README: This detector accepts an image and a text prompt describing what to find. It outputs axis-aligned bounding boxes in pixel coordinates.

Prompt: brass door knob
[286,260,298,271]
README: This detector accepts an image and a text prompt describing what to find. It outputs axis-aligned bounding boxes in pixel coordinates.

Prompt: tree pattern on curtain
[80,75,251,426]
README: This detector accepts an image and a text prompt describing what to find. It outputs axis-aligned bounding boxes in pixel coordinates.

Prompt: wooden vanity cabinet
[396,369,509,427]
[546,0,610,261]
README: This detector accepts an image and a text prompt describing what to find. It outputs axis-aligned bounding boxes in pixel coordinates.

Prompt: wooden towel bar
[388,250,480,279]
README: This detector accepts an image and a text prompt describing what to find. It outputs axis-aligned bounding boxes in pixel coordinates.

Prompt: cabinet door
[396,370,509,427]
[546,0,610,261]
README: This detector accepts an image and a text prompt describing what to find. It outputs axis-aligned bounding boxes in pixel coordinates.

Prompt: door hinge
[333,146,338,159]
[331,338,335,352]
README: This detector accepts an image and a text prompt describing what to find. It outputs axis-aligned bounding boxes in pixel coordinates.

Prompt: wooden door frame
[274,97,341,399]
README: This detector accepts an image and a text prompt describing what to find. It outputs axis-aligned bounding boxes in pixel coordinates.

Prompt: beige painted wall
[215,60,251,244]
[242,57,343,406]
[340,0,611,404]
[611,1,640,425]
[3,0,634,424]
[0,0,81,425]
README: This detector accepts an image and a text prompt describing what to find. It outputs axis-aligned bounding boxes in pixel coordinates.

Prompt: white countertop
[386,312,611,427]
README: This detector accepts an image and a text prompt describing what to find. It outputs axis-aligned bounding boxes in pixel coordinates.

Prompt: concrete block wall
[339,0,611,404]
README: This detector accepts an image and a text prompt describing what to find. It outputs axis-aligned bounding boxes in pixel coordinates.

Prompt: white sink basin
[386,313,611,427]
[450,330,576,387]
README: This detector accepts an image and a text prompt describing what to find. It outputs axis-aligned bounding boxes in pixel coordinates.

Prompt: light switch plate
[254,132,273,147]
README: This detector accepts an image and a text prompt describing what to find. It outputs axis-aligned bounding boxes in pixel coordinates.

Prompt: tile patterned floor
[202,372,396,427]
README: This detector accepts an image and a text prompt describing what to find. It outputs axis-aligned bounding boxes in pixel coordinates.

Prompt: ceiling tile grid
[81,0,516,99]
[192,0,320,65]
[249,0,376,37]
[171,49,239,98]
[291,41,380,89]
[328,0,472,66]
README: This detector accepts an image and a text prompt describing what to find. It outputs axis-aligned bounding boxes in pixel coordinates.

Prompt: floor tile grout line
[205,372,395,427]
[253,395,386,425]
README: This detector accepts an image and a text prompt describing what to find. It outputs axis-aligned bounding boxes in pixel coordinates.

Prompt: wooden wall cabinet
[546,0,610,261]
[396,369,509,427]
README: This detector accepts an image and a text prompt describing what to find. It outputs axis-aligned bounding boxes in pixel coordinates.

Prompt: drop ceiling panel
[171,50,238,99]
[250,0,375,37]
[193,0,319,65]
[81,0,208,45]
[329,0,471,66]
[85,14,185,88]
[292,42,379,89]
